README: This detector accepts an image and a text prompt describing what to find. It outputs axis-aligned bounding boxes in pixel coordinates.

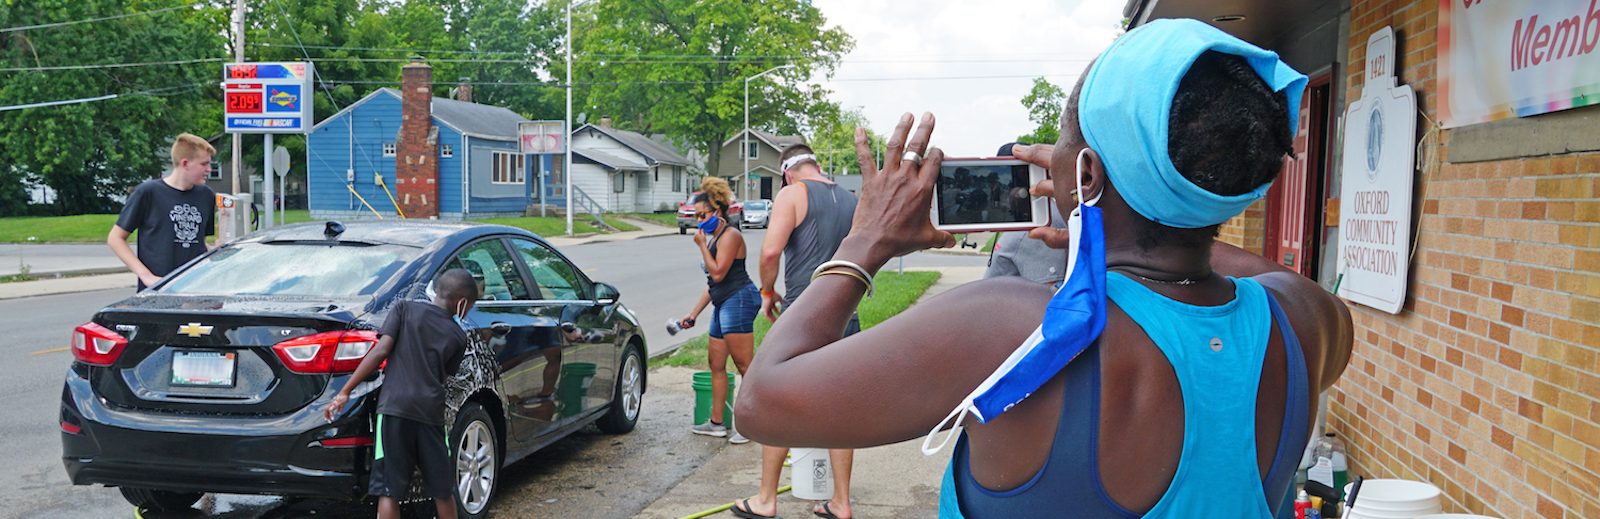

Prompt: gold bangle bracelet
[815,269,871,296]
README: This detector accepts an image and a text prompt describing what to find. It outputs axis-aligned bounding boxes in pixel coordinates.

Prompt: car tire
[119,487,202,512]
[596,346,644,434]
[451,402,499,519]
[679,226,687,235]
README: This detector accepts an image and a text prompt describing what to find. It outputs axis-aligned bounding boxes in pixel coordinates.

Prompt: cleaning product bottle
[1294,489,1312,519]
[1312,432,1350,501]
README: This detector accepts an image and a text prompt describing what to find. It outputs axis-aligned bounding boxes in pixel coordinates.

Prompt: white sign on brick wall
[1338,26,1417,315]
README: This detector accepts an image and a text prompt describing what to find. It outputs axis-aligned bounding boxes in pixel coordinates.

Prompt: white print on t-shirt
[170,204,202,248]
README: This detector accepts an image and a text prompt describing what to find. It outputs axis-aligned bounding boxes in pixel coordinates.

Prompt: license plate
[171,350,237,387]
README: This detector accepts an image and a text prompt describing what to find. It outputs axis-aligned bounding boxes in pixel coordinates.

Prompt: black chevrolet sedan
[60,221,647,518]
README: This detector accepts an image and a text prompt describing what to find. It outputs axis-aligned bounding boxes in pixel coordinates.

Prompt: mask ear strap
[1076,148,1101,207]
[921,403,973,456]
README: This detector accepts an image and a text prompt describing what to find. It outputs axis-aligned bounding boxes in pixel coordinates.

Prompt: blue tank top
[941,274,1310,519]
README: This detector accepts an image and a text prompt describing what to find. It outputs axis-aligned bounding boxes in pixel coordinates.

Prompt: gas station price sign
[222,62,314,133]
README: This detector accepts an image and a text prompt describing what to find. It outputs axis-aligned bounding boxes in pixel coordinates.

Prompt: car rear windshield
[746,201,769,210]
[159,242,418,297]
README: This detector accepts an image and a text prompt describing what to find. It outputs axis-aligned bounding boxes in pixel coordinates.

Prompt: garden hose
[676,485,792,519]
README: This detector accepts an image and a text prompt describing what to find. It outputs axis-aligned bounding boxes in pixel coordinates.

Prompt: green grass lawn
[983,232,1002,253]
[0,214,120,243]
[651,270,942,369]
[476,216,639,236]
[623,212,679,227]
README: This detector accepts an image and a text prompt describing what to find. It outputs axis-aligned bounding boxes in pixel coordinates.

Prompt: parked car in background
[676,191,744,234]
[742,200,772,228]
[60,221,647,519]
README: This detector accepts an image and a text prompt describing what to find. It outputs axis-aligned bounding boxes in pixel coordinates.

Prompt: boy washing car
[324,268,479,519]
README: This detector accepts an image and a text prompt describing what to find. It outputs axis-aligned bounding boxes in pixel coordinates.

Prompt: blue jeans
[709,284,760,339]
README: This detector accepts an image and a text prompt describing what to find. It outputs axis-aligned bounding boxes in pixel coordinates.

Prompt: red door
[1265,73,1333,277]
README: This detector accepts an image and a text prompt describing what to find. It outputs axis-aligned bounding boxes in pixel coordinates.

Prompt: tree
[804,107,880,176]
[0,0,227,215]
[571,0,853,176]
[1016,77,1064,145]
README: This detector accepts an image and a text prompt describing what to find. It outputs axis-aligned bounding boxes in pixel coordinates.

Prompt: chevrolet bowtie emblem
[178,323,214,338]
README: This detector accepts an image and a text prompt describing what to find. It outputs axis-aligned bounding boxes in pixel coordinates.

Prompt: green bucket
[691,371,736,429]
[557,362,597,418]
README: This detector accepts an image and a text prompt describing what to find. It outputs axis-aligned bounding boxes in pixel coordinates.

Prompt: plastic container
[692,371,736,428]
[1343,479,1443,519]
[790,448,833,500]
[1309,432,1350,500]
[1295,489,1313,519]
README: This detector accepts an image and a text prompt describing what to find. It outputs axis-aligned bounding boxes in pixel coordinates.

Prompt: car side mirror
[595,282,619,305]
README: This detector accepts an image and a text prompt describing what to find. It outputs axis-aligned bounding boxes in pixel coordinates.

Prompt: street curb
[926,247,990,256]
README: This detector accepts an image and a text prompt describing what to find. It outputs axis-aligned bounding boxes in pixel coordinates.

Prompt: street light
[744,64,796,202]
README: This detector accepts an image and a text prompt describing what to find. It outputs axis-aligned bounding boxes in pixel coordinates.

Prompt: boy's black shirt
[376,301,469,426]
[115,178,216,290]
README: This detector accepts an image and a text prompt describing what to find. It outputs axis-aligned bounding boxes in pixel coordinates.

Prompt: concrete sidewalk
[636,265,984,519]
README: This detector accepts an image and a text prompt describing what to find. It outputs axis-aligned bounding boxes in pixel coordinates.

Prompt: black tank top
[704,226,754,306]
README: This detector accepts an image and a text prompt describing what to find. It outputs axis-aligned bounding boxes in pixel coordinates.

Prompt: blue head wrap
[1079,18,1307,228]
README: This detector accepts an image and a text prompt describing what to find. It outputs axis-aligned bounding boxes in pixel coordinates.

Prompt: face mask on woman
[698,215,721,234]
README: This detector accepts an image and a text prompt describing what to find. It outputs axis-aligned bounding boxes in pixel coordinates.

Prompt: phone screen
[935,163,1034,225]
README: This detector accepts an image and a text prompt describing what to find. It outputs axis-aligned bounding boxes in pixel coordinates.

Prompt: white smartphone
[930,158,1051,233]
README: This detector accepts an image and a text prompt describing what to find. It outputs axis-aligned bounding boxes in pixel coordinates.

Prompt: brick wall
[1330,1,1600,518]
[1219,199,1267,255]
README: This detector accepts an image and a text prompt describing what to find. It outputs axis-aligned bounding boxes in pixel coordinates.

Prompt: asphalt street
[0,230,986,519]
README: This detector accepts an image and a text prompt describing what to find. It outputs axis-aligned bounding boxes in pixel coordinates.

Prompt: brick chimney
[454,77,472,103]
[600,116,612,128]
[397,56,439,218]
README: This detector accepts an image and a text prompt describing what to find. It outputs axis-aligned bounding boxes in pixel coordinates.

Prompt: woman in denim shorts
[679,177,759,443]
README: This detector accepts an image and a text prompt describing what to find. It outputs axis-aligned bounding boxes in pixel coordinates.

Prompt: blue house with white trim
[306,87,559,220]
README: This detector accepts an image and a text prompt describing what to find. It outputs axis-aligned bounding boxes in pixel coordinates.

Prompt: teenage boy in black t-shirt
[108,133,217,292]
[324,269,478,519]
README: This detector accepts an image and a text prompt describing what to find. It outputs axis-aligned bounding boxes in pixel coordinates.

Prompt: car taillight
[60,422,81,434]
[272,330,378,374]
[313,436,375,448]
[71,322,128,367]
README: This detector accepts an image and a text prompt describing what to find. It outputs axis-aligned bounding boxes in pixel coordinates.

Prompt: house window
[492,152,525,184]
[441,144,453,158]
[208,161,223,180]
[746,142,758,158]
[549,161,565,196]
[613,172,625,193]
[672,166,683,192]
[382,143,396,157]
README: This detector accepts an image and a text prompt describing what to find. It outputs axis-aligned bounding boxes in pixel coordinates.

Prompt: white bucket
[789,448,833,501]
[1415,515,1502,519]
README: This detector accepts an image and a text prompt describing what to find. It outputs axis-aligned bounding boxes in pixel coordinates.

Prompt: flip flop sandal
[732,499,779,519]
[814,502,848,519]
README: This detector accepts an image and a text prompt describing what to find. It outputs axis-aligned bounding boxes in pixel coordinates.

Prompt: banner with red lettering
[1439,0,1600,128]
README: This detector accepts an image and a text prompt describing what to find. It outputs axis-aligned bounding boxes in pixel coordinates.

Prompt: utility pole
[231,0,245,196]
[564,0,574,236]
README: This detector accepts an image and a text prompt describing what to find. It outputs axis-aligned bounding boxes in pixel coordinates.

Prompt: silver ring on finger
[901,151,923,167]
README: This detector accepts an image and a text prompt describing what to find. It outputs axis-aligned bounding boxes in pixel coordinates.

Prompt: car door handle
[490,322,512,336]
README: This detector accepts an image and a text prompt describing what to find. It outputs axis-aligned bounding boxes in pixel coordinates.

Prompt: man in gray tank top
[729,145,856,519]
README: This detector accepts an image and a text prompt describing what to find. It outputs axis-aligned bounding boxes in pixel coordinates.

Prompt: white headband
[781,154,816,172]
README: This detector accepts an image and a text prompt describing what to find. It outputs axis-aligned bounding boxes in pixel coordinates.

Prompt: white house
[569,121,698,213]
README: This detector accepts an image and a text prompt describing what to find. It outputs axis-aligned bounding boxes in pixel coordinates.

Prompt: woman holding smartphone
[679,176,760,444]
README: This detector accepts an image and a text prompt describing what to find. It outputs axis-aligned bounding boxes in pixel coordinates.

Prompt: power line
[0,2,204,34]
[0,58,224,73]
[319,73,1078,88]
[0,82,209,111]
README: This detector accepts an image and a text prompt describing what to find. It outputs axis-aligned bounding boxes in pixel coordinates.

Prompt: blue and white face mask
[923,148,1108,455]
[698,215,721,234]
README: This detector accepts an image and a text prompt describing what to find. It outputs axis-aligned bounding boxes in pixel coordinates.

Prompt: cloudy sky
[804,0,1125,159]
